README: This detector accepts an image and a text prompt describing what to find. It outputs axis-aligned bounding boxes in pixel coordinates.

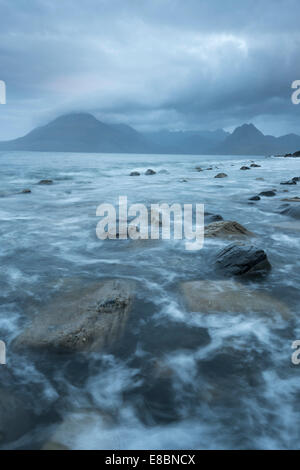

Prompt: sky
[0,0,300,139]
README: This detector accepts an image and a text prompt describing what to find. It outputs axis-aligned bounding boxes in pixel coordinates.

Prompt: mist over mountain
[0,113,299,156]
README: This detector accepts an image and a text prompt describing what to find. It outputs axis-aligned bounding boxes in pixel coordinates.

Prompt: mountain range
[0,112,299,156]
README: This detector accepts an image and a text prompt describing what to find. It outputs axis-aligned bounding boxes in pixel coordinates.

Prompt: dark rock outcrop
[214,173,228,178]
[215,244,271,276]
[145,169,156,175]
[259,190,276,197]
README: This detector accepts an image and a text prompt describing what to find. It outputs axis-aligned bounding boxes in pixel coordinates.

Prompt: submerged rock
[180,280,289,317]
[38,179,53,185]
[280,180,297,185]
[280,205,300,220]
[214,173,228,178]
[14,279,135,353]
[130,171,140,176]
[249,195,260,201]
[0,389,33,445]
[259,190,276,197]
[281,197,300,202]
[250,163,261,168]
[205,221,253,238]
[240,166,250,170]
[21,189,31,194]
[215,243,271,276]
[145,169,156,175]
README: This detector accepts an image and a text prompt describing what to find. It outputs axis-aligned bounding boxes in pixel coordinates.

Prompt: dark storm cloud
[0,0,300,138]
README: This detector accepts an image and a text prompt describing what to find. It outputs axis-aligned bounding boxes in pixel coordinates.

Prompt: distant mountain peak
[232,123,264,137]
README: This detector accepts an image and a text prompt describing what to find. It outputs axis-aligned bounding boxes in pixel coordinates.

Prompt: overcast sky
[0,0,300,139]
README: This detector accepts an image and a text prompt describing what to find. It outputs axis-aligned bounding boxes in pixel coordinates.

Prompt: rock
[195,166,203,172]
[130,171,140,176]
[14,279,135,353]
[214,173,228,178]
[205,221,253,238]
[42,409,112,450]
[206,167,213,170]
[281,197,300,202]
[38,179,53,185]
[250,163,261,168]
[240,166,250,170]
[280,180,297,185]
[280,205,300,220]
[259,190,276,197]
[292,177,300,182]
[180,280,289,317]
[292,151,300,157]
[21,189,31,193]
[215,243,271,276]
[145,169,156,175]
[179,179,188,183]
[249,196,260,201]
[204,212,223,223]
[0,389,33,444]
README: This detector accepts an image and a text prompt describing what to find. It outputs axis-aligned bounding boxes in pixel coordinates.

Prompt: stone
[250,163,261,168]
[214,173,228,178]
[280,180,297,185]
[130,171,140,176]
[215,243,271,276]
[180,280,289,318]
[38,179,53,185]
[259,190,276,197]
[249,196,260,201]
[240,166,251,170]
[145,169,156,175]
[14,279,135,353]
[0,389,33,445]
[205,221,253,238]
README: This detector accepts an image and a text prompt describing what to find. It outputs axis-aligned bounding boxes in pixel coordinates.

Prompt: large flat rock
[180,280,289,317]
[15,279,135,353]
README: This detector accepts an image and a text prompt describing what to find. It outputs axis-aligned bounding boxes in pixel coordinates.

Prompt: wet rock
[250,163,261,168]
[249,195,260,201]
[0,389,33,445]
[206,167,213,170]
[195,166,203,172]
[180,280,289,317]
[214,173,228,178]
[280,180,297,185]
[292,177,300,182]
[280,205,300,220]
[145,169,156,175]
[240,166,250,170]
[130,171,140,176]
[215,243,271,276]
[259,190,276,197]
[179,178,188,183]
[204,212,223,223]
[38,179,53,185]
[21,189,31,194]
[14,279,135,353]
[281,197,300,202]
[205,221,253,238]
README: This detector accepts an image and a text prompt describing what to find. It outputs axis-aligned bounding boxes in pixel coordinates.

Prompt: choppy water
[0,151,300,449]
